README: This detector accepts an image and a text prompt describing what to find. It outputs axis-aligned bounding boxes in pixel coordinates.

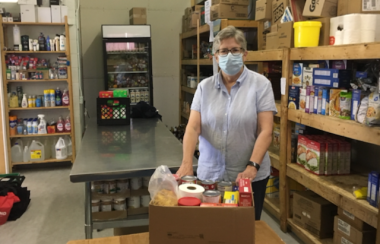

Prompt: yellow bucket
[293,21,322,48]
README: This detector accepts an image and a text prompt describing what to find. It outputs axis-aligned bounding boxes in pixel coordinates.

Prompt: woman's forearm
[249,130,272,164]
[182,126,199,164]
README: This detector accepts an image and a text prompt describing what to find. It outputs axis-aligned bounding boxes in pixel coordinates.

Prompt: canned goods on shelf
[202,190,221,203]
[116,179,129,193]
[128,196,141,209]
[181,175,197,185]
[103,180,117,194]
[140,195,151,207]
[131,177,142,190]
[91,181,104,194]
[113,198,126,211]
[100,200,113,212]
[91,199,100,213]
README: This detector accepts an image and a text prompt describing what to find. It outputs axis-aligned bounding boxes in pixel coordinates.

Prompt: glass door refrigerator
[102,25,153,106]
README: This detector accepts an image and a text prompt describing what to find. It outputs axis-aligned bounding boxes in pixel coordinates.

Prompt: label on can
[181,176,197,185]
[201,180,216,190]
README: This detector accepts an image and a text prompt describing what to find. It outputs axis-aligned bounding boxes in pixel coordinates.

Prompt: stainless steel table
[70,118,197,239]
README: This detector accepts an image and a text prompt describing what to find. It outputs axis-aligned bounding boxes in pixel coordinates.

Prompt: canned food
[91,199,100,212]
[128,196,141,209]
[91,181,104,194]
[202,190,222,203]
[142,176,151,188]
[101,200,113,212]
[116,179,129,193]
[140,195,151,207]
[113,198,126,211]
[131,177,142,190]
[201,180,216,190]
[181,175,197,185]
[104,180,117,194]
[190,77,197,88]
[218,181,233,197]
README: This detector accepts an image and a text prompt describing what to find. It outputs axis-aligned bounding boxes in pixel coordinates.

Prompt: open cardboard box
[92,191,130,221]
[149,191,255,244]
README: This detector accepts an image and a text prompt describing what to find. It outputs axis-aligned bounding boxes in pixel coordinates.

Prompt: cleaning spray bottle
[46,35,51,51]
[37,114,47,134]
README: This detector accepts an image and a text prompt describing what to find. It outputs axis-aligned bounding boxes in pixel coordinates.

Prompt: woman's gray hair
[212,25,247,54]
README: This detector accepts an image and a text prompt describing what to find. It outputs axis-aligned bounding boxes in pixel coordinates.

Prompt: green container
[113,89,128,98]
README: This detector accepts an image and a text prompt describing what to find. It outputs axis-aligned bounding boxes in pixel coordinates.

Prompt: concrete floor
[0,166,304,244]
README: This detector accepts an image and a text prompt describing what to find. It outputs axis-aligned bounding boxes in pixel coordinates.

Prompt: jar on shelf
[91,199,100,213]
[113,198,126,211]
[100,196,113,212]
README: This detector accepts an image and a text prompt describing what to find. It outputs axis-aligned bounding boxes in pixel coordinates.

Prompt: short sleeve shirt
[191,66,277,182]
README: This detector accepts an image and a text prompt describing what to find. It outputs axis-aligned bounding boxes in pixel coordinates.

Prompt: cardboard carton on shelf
[337,208,375,231]
[289,0,306,22]
[194,4,203,12]
[265,21,294,50]
[312,17,331,46]
[266,32,279,50]
[303,0,338,17]
[334,215,376,244]
[255,0,272,21]
[189,11,200,29]
[210,3,248,21]
[212,0,250,6]
[129,7,147,25]
[272,0,289,24]
[293,191,337,239]
[338,0,380,15]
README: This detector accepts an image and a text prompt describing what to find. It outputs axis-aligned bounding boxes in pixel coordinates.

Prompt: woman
[177,26,277,220]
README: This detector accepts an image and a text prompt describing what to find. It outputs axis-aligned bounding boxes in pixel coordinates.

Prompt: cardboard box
[130,188,149,197]
[190,0,196,7]
[334,216,376,244]
[266,32,279,50]
[212,0,250,5]
[293,191,337,239]
[92,210,127,221]
[37,7,51,23]
[20,4,37,22]
[305,139,326,175]
[194,4,203,12]
[114,226,149,236]
[303,0,338,17]
[277,21,293,48]
[18,0,37,4]
[60,5,68,23]
[272,0,289,24]
[51,5,61,23]
[289,86,300,110]
[189,11,200,29]
[338,0,380,15]
[338,208,375,231]
[149,196,255,244]
[239,179,253,206]
[258,21,269,50]
[292,63,303,87]
[210,4,248,20]
[129,8,147,25]
[369,171,380,207]
[128,207,149,216]
[289,0,306,22]
[313,17,330,46]
[185,7,193,16]
[256,0,272,20]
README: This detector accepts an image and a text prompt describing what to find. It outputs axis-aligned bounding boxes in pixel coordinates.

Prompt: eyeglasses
[216,48,244,57]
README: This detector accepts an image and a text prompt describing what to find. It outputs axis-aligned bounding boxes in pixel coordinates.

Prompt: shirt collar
[215,66,248,89]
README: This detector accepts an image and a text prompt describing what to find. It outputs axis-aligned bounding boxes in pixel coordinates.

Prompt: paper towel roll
[335,31,343,45]
[179,184,205,200]
[361,30,376,43]
[361,14,378,31]
[343,14,361,31]
[330,16,344,45]
[343,30,362,44]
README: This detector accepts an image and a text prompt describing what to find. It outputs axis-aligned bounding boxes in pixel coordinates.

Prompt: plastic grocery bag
[148,165,179,206]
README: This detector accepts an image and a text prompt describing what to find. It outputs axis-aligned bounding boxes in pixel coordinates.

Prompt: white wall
[80,0,188,127]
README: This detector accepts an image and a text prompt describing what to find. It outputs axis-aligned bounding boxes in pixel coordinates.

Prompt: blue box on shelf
[368,171,380,207]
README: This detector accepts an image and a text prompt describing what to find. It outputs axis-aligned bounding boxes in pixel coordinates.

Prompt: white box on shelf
[37,7,52,23]
[51,5,61,23]
[18,0,37,5]
[2,17,7,23]
[60,6,68,23]
[20,4,37,23]
[7,17,13,22]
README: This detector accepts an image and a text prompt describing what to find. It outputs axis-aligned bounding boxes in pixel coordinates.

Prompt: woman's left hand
[235,166,257,183]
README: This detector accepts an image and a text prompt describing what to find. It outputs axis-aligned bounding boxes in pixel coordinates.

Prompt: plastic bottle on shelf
[13,25,20,46]
[64,116,71,132]
[60,34,66,51]
[9,92,18,108]
[46,35,51,51]
[62,89,69,106]
[14,138,23,150]
[32,95,36,107]
[44,90,50,107]
[11,143,22,163]
[37,114,47,134]
[64,136,72,156]
[23,145,29,163]
[29,140,45,162]
[55,137,67,160]
[38,33,46,51]
[21,94,28,108]
[55,87,62,106]
[32,119,38,135]
[50,89,56,107]
[56,117,64,133]
[9,115,17,136]
[27,120,33,134]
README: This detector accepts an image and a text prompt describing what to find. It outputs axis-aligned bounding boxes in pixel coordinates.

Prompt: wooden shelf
[246,49,284,62]
[4,51,66,54]
[268,151,280,170]
[7,79,67,83]
[275,101,281,117]
[290,42,380,60]
[288,109,380,146]
[12,156,73,166]
[181,86,196,94]
[287,218,334,244]
[182,59,197,65]
[287,163,378,228]
[264,197,280,220]
[9,106,69,111]
[199,59,212,65]
[10,133,71,138]
[181,112,189,120]
[3,22,65,26]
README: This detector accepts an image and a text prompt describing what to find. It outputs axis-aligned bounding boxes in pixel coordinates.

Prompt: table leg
[85,181,93,239]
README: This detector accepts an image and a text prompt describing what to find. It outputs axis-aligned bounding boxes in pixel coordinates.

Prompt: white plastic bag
[148,165,179,206]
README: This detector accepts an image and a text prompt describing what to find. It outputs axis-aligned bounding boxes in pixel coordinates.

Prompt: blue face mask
[218,53,244,76]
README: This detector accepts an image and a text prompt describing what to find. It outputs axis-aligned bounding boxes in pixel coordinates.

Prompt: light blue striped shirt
[191,66,277,182]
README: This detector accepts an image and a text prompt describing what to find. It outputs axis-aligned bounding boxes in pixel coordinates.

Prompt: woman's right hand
[176,162,194,178]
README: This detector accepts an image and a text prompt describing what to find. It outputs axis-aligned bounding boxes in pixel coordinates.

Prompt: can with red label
[181,175,197,185]
[201,180,216,190]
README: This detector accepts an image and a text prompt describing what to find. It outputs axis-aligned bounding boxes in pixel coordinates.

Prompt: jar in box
[128,196,141,209]
[104,180,117,194]
[113,198,126,211]
[116,179,129,193]
[140,195,150,207]
[91,199,100,212]
[100,197,113,212]
[91,181,104,194]
[131,177,142,190]
[142,176,150,188]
